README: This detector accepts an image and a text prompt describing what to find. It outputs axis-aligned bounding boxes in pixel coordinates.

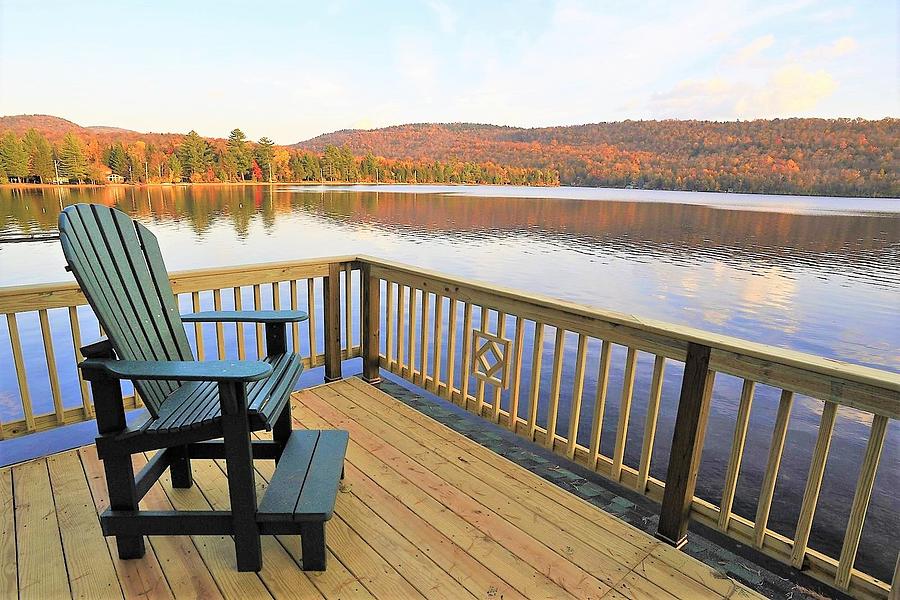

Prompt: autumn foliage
[298,119,899,197]
[1,115,896,196]
[0,115,555,186]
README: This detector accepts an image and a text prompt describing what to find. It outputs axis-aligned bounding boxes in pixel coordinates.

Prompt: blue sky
[0,0,896,143]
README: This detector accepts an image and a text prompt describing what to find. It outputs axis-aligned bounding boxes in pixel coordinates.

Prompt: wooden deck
[0,378,764,600]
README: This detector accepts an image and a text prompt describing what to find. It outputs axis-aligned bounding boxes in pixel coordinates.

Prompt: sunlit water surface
[1,184,898,581]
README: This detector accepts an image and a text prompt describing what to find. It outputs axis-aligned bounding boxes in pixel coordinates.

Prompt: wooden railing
[1,254,898,598]
[359,256,899,600]
[0,255,362,438]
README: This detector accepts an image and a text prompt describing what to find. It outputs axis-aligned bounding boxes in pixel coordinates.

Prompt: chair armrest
[180,310,308,324]
[79,359,273,382]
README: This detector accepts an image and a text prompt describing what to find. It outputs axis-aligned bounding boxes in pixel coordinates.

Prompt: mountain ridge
[2,114,897,195]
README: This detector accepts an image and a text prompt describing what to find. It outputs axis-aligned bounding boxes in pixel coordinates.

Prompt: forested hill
[297,119,899,197]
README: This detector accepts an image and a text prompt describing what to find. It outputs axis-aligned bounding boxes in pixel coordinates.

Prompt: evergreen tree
[0,132,29,182]
[218,151,239,182]
[177,130,212,180]
[227,128,250,180]
[168,153,183,182]
[23,129,54,182]
[58,132,88,182]
[106,143,128,177]
[255,137,276,181]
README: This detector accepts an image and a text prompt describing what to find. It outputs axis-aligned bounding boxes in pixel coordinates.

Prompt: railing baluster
[68,306,91,418]
[835,414,889,590]
[545,326,566,449]
[385,281,395,367]
[6,313,33,432]
[397,285,407,372]
[407,287,417,380]
[612,347,639,481]
[526,321,545,440]
[475,306,489,414]
[719,379,755,530]
[445,298,458,401]
[491,311,507,423]
[419,291,430,388]
[289,280,300,353]
[507,316,525,432]
[432,295,444,394]
[588,340,612,466]
[755,389,794,548]
[233,287,246,360]
[213,289,225,359]
[38,309,64,424]
[344,264,353,353]
[637,355,666,492]
[565,333,589,458]
[191,292,204,360]
[253,283,264,358]
[459,302,474,409]
[307,279,318,363]
[791,400,838,568]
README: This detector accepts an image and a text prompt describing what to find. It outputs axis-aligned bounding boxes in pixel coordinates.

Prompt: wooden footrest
[257,429,349,570]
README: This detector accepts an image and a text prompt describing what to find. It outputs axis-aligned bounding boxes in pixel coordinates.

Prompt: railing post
[361,262,382,383]
[323,262,343,382]
[656,342,714,548]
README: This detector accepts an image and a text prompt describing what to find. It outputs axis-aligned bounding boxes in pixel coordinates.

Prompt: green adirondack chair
[58,203,348,572]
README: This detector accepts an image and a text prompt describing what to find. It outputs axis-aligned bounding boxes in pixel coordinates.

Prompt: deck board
[0,378,764,600]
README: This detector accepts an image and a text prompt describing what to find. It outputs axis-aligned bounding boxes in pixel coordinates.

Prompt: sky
[0,0,896,144]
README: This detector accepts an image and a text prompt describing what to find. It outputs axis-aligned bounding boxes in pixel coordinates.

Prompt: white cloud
[822,36,858,58]
[736,65,837,116]
[648,64,837,119]
[732,34,776,64]
[426,0,458,34]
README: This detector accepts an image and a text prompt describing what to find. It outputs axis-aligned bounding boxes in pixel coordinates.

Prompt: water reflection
[3,185,897,370]
[1,184,898,581]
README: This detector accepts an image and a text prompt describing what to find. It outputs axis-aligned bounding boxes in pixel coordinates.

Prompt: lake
[1,184,898,581]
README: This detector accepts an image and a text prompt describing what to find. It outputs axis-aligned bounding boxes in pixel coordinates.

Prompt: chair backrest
[58,203,194,417]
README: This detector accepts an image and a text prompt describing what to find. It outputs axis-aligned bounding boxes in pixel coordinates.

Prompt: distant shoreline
[1,181,558,190]
[3,181,897,201]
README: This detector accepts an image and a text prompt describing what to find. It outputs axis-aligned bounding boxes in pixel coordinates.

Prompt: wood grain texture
[754,390,794,548]
[657,343,714,547]
[1,379,768,600]
[836,414,889,590]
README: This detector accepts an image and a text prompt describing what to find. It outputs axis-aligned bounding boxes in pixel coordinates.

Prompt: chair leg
[169,445,193,488]
[103,452,146,559]
[220,382,262,572]
[273,401,292,464]
[300,522,327,571]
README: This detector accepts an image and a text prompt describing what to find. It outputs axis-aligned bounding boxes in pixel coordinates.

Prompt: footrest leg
[116,536,146,560]
[170,445,193,489]
[300,522,326,571]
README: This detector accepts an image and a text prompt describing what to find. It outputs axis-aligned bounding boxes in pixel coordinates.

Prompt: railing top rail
[0,255,360,313]
[0,253,896,414]
[357,255,900,410]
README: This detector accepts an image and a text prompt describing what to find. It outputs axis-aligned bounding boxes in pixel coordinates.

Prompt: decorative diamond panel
[471,330,511,388]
